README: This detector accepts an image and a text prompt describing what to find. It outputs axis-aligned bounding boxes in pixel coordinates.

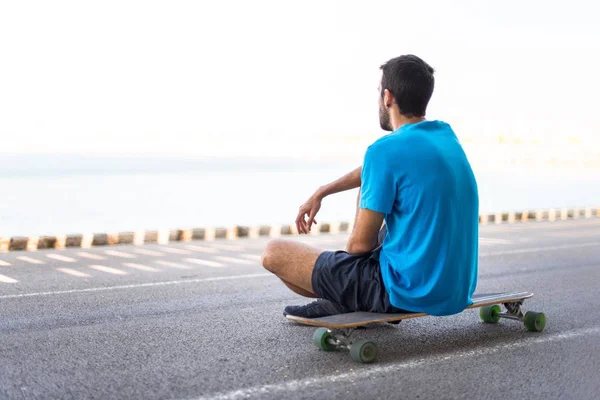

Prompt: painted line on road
[194,326,600,400]
[105,250,137,259]
[133,248,165,257]
[315,237,345,244]
[184,258,224,268]
[0,260,11,266]
[155,260,193,270]
[162,247,193,255]
[213,256,255,265]
[46,254,77,262]
[185,245,219,254]
[484,219,600,233]
[209,243,246,251]
[480,242,600,257]
[482,263,599,280]
[479,237,512,245]
[0,274,18,283]
[0,273,272,299]
[240,254,262,261]
[77,252,106,260]
[548,230,600,238]
[57,268,91,278]
[89,265,129,275]
[16,256,45,264]
[122,263,160,272]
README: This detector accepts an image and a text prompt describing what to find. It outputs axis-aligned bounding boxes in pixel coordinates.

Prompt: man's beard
[379,102,393,131]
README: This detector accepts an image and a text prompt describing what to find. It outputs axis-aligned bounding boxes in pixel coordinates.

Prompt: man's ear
[383,88,394,109]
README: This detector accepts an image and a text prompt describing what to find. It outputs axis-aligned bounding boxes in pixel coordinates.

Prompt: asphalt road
[1,219,600,399]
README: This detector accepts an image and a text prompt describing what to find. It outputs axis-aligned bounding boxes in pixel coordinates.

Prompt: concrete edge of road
[0,206,599,253]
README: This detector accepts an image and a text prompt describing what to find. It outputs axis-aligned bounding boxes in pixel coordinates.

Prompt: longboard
[286,292,534,328]
[286,291,546,363]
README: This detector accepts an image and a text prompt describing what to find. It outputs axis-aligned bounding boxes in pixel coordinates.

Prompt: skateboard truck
[313,327,378,364]
[479,301,546,332]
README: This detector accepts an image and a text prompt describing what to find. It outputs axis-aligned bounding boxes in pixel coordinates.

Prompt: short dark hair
[380,55,435,117]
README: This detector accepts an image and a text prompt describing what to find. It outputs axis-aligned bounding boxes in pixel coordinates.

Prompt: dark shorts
[311,226,407,313]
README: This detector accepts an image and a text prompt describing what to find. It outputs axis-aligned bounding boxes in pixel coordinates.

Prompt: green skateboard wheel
[479,305,501,323]
[312,328,336,351]
[523,311,546,332]
[350,340,378,363]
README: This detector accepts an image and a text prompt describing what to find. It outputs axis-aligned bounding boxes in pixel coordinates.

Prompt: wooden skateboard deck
[286,291,534,329]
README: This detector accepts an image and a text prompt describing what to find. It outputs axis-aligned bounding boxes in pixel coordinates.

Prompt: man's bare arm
[346,207,384,254]
[296,166,362,234]
[314,166,362,199]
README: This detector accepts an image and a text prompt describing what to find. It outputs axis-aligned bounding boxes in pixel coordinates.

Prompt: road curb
[0,207,598,253]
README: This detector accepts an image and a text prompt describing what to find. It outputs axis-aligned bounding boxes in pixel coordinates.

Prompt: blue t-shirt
[359,120,479,316]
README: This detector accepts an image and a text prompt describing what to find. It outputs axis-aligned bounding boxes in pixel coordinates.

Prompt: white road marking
[184,258,223,267]
[194,326,600,400]
[105,250,137,259]
[0,273,272,299]
[161,247,193,255]
[323,241,347,248]
[549,230,600,238]
[185,245,219,254]
[133,248,165,256]
[316,238,343,244]
[313,236,511,247]
[485,219,600,233]
[16,256,45,264]
[77,252,106,260]
[0,260,11,266]
[480,242,600,257]
[213,256,254,265]
[0,274,18,283]
[46,254,77,262]
[155,260,192,270]
[210,243,245,251]
[240,254,262,261]
[89,265,129,275]
[56,268,91,277]
[122,263,160,272]
[479,237,511,245]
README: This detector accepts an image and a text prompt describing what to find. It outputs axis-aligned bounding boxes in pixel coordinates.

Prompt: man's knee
[261,239,286,273]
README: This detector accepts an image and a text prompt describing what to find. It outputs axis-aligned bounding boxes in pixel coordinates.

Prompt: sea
[1,154,599,237]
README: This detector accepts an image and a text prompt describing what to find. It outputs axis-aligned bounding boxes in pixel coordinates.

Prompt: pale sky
[1,0,598,158]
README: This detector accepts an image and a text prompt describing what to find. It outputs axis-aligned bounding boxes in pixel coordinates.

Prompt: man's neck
[390,115,426,131]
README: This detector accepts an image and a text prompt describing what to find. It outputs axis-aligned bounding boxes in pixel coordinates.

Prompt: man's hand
[296,193,322,234]
[294,166,362,234]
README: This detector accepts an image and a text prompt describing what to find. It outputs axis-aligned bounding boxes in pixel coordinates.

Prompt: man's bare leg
[280,280,319,298]
[261,239,323,296]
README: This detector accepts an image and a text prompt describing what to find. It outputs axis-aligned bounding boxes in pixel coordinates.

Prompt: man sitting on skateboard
[261,54,479,318]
